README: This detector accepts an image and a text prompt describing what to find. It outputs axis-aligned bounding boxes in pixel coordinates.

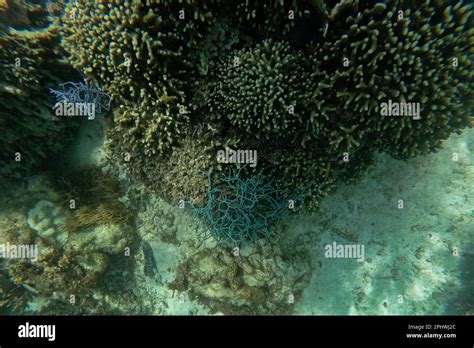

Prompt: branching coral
[110,96,189,157]
[59,0,473,212]
[188,167,304,246]
[60,0,223,157]
[203,0,473,208]
[232,0,323,44]
[60,0,219,104]
[315,0,473,158]
[208,39,315,139]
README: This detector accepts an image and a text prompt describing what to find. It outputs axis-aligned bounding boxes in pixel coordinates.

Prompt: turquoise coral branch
[187,166,305,247]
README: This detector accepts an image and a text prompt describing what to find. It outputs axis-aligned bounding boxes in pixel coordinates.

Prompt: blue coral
[49,81,112,115]
[188,166,305,247]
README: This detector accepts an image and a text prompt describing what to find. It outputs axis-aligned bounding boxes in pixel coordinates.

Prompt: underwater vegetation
[58,0,473,217]
[50,165,133,235]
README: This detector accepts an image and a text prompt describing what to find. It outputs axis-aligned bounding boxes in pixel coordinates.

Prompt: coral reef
[59,0,226,158]
[62,0,473,229]
[110,97,189,157]
[232,0,322,43]
[0,164,136,313]
[60,0,219,104]
[107,128,239,206]
[150,135,217,206]
[202,0,473,208]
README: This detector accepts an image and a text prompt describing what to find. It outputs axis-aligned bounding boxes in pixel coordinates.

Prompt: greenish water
[0,0,472,316]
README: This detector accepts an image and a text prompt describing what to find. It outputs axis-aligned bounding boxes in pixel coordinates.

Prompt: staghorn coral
[208,39,316,139]
[0,2,79,179]
[64,0,473,215]
[203,38,373,209]
[315,0,473,158]
[201,0,473,209]
[60,0,219,105]
[192,14,244,76]
[232,0,323,44]
[60,0,228,159]
[110,96,189,157]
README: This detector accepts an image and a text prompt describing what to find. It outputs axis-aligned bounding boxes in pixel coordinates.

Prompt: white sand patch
[282,129,473,315]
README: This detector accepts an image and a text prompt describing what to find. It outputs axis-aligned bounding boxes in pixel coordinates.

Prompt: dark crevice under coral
[0,0,80,179]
